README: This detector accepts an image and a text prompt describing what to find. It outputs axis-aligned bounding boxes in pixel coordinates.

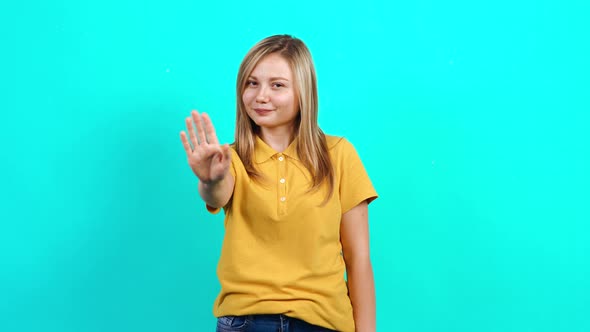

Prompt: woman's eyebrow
[249,75,289,81]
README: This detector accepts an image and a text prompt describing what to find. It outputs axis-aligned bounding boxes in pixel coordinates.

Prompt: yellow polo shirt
[207,135,377,332]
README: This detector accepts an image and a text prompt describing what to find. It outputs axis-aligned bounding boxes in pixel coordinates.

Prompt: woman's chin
[251,118,275,128]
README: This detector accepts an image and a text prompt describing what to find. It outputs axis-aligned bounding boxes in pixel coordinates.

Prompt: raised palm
[180,111,231,184]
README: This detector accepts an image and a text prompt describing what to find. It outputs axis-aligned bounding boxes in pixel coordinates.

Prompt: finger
[222,144,231,160]
[179,131,192,158]
[192,110,208,144]
[201,113,219,145]
[221,144,232,165]
[186,116,199,148]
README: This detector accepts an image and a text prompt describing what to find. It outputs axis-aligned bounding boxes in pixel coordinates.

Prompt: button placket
[278,153,287,215]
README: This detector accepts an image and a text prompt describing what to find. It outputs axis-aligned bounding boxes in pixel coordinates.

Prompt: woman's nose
[255,86,270,103]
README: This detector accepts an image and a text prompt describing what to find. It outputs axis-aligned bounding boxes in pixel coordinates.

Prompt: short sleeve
[205,148,238,214]
[336,138,378,214]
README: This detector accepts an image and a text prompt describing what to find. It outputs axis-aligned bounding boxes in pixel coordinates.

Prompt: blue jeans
[216,314,337,332]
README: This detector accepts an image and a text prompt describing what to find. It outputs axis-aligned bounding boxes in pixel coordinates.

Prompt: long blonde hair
[234,34,334,200]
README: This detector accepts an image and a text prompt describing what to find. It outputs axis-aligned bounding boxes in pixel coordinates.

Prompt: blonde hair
[234,34,334,201]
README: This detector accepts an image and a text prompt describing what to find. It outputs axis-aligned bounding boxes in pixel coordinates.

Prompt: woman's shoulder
[227,144,244,167]
[325,134,344,148]
[325,134,354,151]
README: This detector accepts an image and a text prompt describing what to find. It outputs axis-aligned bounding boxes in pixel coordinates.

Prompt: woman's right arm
[180,110,234,208]
[198,173,234,208]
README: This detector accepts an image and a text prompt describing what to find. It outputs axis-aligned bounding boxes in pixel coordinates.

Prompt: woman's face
[242,53,299,135]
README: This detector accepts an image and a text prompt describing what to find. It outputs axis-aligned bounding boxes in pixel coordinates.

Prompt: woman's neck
[259,126,295,152]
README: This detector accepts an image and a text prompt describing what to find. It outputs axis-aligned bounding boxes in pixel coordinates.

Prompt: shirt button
[279,178,286,184]
[280,197,286,202]
[278,156,284,161]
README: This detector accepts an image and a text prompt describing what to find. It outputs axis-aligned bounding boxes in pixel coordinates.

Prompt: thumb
[221,144,232,162]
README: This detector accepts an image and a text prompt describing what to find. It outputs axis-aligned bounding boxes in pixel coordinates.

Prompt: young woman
[180,35,378,332]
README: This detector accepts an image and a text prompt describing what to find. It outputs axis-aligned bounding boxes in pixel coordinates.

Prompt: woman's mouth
[254,108,273,115]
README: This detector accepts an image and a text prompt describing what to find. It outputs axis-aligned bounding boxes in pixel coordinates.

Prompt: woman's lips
[254,108,273,115]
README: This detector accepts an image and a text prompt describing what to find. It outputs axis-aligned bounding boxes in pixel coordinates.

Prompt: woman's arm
[180,111,234,207]
[341,200,376,332]
[198,173,234,208]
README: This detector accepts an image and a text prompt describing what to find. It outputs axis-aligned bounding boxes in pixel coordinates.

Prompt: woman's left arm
[341,200,376,332]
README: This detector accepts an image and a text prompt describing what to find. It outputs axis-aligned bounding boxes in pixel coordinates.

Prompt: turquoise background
[1,0,589,331]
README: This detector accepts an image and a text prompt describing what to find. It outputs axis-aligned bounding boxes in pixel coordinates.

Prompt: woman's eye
[247,81,257,87]
[273,83,284,88]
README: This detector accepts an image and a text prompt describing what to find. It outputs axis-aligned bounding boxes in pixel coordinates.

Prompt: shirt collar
[254,135,299,163]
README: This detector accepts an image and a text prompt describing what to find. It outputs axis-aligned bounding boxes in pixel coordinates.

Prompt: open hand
[180,110,231,184]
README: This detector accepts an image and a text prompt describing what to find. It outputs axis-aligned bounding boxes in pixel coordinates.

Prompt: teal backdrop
[1,0,588,331]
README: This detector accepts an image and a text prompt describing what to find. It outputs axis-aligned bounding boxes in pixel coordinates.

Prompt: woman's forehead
[250,54,292,80]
